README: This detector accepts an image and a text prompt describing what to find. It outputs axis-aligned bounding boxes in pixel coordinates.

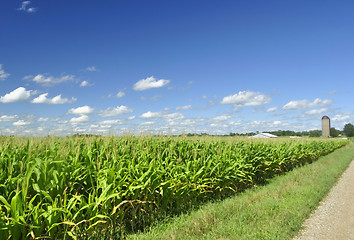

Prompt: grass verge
[127,142,354,240]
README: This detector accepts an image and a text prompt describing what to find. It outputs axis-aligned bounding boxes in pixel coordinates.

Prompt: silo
[322,116,331,137]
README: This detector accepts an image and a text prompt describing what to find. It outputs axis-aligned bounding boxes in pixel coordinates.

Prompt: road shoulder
[294,159,354,240]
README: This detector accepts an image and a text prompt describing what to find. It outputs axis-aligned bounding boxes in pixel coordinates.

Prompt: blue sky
[1,0,353,136]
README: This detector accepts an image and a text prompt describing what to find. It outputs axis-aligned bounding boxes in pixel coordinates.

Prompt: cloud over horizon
[0,115,19,122]
[13,119,31,126]
[70,115,89,124]
[99,106,133,117]
[221,91,271,108]
[140,111,162,118]
[282,98,333,110]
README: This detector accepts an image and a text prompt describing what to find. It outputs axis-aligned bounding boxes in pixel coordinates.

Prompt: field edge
[128,142,354,240]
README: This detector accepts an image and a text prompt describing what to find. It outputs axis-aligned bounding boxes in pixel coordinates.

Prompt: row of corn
[0,136,348,239]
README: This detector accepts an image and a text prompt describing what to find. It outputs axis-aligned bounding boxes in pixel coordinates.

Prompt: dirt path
[293,159,354,240]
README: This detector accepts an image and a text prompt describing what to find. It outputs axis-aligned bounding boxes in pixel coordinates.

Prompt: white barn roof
[249,132,278,138]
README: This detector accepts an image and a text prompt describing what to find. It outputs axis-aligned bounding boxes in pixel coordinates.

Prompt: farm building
[249,132,278,138]
[322,115,331,137]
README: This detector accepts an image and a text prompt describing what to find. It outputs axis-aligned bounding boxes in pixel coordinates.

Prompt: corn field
[0,136,348,239]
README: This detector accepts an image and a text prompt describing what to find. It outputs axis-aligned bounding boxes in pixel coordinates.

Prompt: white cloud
[67,106,94,115]
[29,74,75,86]
[0,87,31,103]
[18,1,36,13]
[38,117,60,122]
[80,81,91,87]
[266,107,278,112]
[313,98,333,106]
[164,112,185,120]
[116,91,125,98]
[27,7,36,12]
[282,100,308,110]
[273,120,282,125]
[38,117,48,122]
[70,115,89,124]
[180,118,205,126]
[304,108,328,115]
[282,98,333,110]
[141,121,155,125]
[99,105,133,117]
[13,120,31,126]
[0,115,19,122]
[176,105,192,110]
[221,91,271,108]
[133,76,170,91]
[247,120,290,131]
[86,66,97,72]
[18,1,30,10]
[332,114,350,122]
[140,111,162,118]
[100,119,123,125]
[229,120,242,126]
[32,93,77,104]
[210,122,228,128]
[139,111,186,127]
[0,64,10,80]
[213,115,231,121]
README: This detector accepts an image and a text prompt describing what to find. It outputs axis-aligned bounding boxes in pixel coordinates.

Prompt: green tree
[309,130,322,137]
[330,127,339,137]
[343,123,354,137]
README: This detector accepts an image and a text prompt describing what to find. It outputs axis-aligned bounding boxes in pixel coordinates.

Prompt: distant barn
[249,132,278,138]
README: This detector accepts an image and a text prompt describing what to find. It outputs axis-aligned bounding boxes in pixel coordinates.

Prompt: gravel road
[293,159,354,240]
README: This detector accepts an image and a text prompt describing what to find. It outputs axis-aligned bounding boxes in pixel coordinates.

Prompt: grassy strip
[128,142,354,240]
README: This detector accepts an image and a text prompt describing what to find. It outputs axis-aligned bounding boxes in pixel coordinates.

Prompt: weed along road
[294,159,354,240]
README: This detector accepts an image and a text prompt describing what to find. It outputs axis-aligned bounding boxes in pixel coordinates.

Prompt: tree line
[228,123,354,138]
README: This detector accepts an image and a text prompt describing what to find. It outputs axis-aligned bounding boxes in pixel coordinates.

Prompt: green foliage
[264,130,302,137]
[330,127,340,137]
[343,123,354,137]
[309,130,322,137]
[0,136,348,239]
[129,142,354,240]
